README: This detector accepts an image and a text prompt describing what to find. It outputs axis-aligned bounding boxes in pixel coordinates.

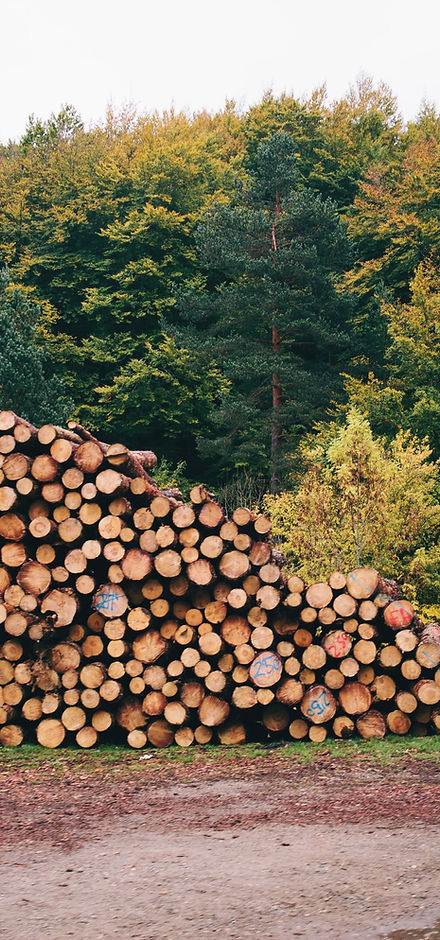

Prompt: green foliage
[0,269,71,424]
[408,545,440,618]
[263,410,440,591]
[0,83,439,502]
[344,104,440,377]
[242,79,401,210]
[174,132,352,486]
[149,458,192,499]
[83,334,229,468]
[383,261,440,450]
[0,105,239,462]
[322,77,402,209]
[343,262,440,460]
[342,372,406,439]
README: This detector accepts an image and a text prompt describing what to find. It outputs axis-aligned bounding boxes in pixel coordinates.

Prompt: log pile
[0,410,439,749]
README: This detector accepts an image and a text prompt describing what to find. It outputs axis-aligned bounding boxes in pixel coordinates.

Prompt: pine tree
[0,269,71,425]
[173,133,353,489]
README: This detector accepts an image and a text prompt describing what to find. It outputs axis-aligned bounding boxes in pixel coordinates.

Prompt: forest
[1,77,440,614]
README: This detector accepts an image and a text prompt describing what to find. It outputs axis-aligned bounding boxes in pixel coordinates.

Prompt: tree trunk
[270,189,282,494]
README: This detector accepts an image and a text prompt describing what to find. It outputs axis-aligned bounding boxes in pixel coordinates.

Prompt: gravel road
[2,752,440,939]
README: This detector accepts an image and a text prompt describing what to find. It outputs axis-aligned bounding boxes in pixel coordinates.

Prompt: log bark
[371,674,396,701]
[132,631,168,664]
[352,639,377,665]
[262,703,290,731]
[36,718,65,747]
[217,721,246,745]
[219,551,250,581]
[413,680,440,705]
[154,550,182,579]
[384,600,415,631]
[41,588,78,627]
[198,501,225,530]
[1,410,437,751]
[187,559,215,586]
[50,642,82,674]
[256,585,280,611]
[231,685,258,709]
[305,582,333,609]
[221,616,251,647]
[147,719,174,747]
[333,593,357,618]
[322,630,352,659]
[92,583,128,619]
[378,645,402,669]
[288,718,308,739]
[276,678,303,706]
[416,641,440,670]
[395,691,418,714]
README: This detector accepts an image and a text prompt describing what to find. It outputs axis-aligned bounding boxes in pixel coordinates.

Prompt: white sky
[1,0,439,142]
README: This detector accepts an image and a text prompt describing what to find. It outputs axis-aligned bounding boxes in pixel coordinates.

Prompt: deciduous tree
[264,410,440,586]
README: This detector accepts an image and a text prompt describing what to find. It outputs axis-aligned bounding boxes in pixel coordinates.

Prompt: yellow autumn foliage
[264,410,440,594]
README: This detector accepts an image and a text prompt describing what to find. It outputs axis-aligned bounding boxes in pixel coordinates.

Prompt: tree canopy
[0,81,439,496]
[264,411,440,601]
[172,133,352,488]
[2,83,440,606]
[0,269,71,425]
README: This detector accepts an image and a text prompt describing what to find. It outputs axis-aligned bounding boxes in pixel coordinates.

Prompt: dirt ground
[2,750,440,939]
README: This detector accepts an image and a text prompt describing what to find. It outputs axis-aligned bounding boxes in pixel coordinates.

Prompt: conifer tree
[0,269,71,425]
[174,133,353,489]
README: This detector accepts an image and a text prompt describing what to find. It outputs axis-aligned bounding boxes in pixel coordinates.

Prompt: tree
[345,114,440,347]
[240,79,401,211]
[173,132,352,489]
[0,105,238,443]
[86,334,229,467]
[322,77,402,209]
[0,269,71,424]
[342,262,440,458]
[408,544,440,618]
[263,410,440,591]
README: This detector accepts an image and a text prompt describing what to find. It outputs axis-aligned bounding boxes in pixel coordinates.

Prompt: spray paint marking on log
[95,590,121,614]
[306,690,330,718]
[421,650,438,667]
[386,607,413,627]
[327,635,349,657]
[349,570,410,617]
[253,652,281,680]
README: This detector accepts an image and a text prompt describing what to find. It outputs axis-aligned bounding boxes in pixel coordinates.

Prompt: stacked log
[0,410,439,749]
